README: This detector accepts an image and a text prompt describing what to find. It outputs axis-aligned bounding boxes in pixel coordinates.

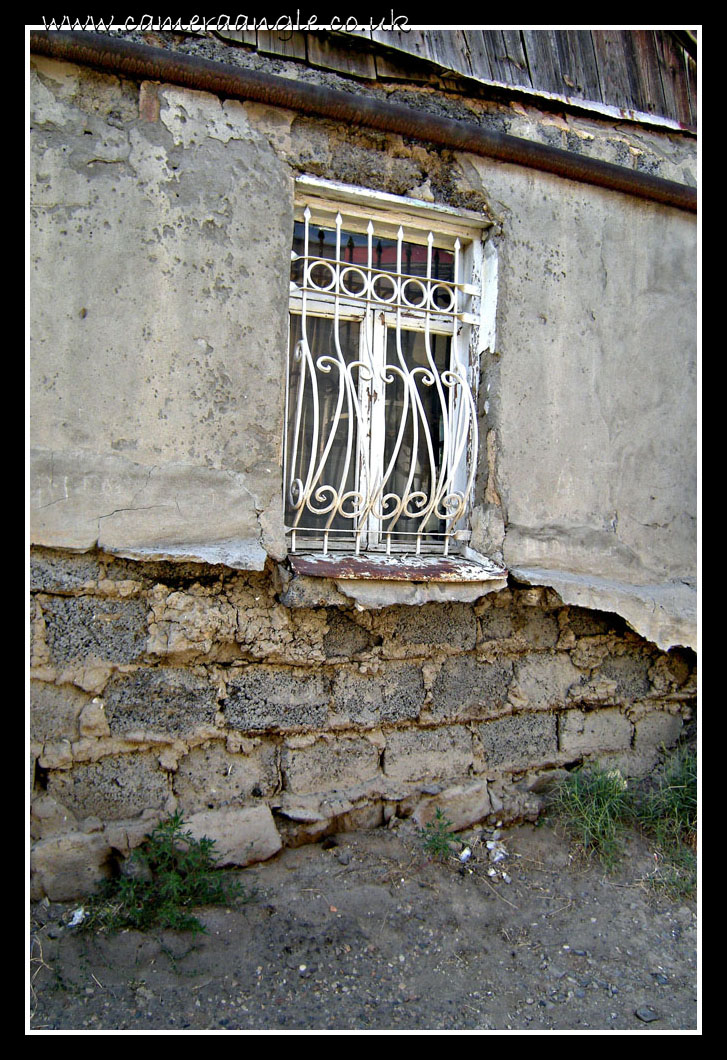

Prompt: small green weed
[80,811,255,935]
[420,808,458,862]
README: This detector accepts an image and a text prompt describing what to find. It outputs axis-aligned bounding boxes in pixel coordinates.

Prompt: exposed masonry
[30,547,696,900]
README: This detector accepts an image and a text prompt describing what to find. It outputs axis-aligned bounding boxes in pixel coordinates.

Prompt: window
[284,178,493,559]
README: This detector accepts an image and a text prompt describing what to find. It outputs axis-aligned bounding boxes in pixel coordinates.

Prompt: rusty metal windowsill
[288,552,507,582]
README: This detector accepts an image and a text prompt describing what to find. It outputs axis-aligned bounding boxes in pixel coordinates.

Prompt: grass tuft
[549,743,697,895]
[549,764,630,867]
[80,811,255,935]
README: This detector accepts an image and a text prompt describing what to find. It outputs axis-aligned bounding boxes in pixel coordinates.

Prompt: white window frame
[284,176,495,558]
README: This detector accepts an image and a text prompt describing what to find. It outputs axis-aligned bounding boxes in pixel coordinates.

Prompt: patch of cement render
[510,566,696,652]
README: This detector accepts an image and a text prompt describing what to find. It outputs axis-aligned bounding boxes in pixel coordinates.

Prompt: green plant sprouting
[80,811,255,935]
[419,807,459,862]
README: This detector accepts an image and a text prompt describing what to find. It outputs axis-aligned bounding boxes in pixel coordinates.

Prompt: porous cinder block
[224,666,330,731]
[47,752,170,820]
[597,651,652,700]
[512,606,560,649]
[430,656,513,720]
[330,664,424,727]
[281,735,380,794]
[477,601,515,641]
[387,602,477,651]
[103,667,218,736]
[30,549,101,593]
[476,711,558,770]
[383,725,473,784]
[559,708,633,755]
[40,595,148,665]
[323,610,376,658]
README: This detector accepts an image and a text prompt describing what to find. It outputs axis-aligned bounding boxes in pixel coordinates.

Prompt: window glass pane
[383,328,452,542]
[292,221,454,281]
[285,314,362,545]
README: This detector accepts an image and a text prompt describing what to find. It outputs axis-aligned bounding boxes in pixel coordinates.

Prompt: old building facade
[29,27,697,899]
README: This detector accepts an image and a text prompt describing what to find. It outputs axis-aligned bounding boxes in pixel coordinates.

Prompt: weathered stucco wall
[461,156,697,650]
[31,57,292,567]
[29,40,697,898]
[30,548,695,899]
[29,50,697,647]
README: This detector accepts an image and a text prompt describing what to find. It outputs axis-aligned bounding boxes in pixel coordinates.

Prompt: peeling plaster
[509,566,696,651]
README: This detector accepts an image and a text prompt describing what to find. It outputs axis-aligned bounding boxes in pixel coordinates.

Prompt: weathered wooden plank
[481,30,531,88]
[372,48,442,84]
[521,29,566,95]
[213,29,257,48]
[257,30,307,62]
[421,30,478,78]
[627,31,668,116]
[371,29,433,64]
[553,30,602,101]
[655,31,694,125]
[460,30,494,82]
[306,32,377,79]
[591,30,637,111]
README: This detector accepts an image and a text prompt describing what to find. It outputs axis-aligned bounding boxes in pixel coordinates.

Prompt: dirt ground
[29,817,699,1033]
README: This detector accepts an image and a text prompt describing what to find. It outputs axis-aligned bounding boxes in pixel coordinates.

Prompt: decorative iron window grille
[284,178,493,557]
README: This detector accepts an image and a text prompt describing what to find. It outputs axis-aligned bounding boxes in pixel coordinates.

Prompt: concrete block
[30,549,101,592]
[103,667,218,736]
[634,709,683,749]
[31,831,112,900]
[323,610,376,658]
[477,712,558,770]
[330,664,424,727]
[47,752,169,820]
[510,653,580,710]
[597,651,652,700]
[412,779,491,831]
[383,725,473,785]
[40,595,148,665]
[559,708,633,755]
[282,736,380,794]
[513,606,560,649]
[225,666,330,731]
[174,740,279,811]
[186,804,282,866]
[30,680,89,743]
[431,656,512,720]
[387,602,477,651]
[478,605,515,641]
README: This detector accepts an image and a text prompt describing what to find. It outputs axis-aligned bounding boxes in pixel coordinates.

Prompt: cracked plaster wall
[30,51,696,648]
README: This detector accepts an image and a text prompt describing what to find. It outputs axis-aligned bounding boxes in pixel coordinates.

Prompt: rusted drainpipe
[30,31,697,213]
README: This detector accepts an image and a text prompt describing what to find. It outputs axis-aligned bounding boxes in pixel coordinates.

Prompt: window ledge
[281,552,508,609]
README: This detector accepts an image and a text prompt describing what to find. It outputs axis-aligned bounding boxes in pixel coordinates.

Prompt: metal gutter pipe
[29,31,697,213]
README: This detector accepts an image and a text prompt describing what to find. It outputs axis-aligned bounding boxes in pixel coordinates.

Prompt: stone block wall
[30,547,696,899]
